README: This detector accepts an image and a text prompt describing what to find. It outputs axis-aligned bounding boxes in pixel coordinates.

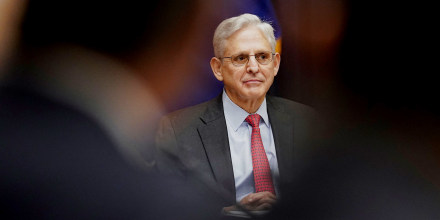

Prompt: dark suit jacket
[155,93,318,205]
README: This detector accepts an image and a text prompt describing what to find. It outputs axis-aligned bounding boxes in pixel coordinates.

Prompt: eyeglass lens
[231,52,273,66]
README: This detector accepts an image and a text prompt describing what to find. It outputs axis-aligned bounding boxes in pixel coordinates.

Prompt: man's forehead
[224,27,271,55]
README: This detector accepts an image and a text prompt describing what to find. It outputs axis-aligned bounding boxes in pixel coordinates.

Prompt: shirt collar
[222,89,269,132]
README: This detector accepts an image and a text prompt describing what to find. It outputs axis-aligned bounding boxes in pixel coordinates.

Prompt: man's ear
[210,57,223,81]
[273,53,281,77]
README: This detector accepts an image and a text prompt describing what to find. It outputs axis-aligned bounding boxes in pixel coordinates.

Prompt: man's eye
[257,53,268,60]
[234,55,246,61]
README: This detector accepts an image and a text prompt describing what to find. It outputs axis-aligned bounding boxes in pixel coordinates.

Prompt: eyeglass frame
[220,52,276,67]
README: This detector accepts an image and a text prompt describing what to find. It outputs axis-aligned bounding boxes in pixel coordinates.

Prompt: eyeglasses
[221,52,275,67]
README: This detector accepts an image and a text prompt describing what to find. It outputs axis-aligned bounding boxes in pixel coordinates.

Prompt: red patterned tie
[245,114,276,195]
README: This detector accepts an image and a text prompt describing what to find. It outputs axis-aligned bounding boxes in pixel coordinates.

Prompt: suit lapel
[197,95,236,204]
[267,96,295,184]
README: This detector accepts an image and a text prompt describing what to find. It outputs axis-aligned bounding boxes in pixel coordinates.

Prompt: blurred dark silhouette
[0,1,228,219]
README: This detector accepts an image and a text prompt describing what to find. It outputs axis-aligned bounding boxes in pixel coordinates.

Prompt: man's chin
[241,91,266,101]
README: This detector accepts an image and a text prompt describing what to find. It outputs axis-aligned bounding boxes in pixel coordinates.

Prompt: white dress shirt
[222,90,280,202]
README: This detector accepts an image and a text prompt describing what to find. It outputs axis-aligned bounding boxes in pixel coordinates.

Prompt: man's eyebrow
[232,50,270,55]
[255,49,272,53]
[231,51,247,55]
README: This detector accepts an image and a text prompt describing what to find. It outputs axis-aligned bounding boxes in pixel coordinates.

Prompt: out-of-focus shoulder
[267,95,318,116]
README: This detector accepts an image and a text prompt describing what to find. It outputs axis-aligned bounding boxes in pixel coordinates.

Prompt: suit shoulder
[160,98,217,131]
[165,100,210,119]
[268,95,317,115]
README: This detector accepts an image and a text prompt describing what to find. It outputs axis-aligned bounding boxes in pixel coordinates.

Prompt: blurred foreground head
[10,0,202,169]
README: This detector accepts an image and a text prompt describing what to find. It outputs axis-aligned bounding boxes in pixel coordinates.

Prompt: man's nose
[246,56,259,73]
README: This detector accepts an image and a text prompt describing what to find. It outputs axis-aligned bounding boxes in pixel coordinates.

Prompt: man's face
[211,26,280,105]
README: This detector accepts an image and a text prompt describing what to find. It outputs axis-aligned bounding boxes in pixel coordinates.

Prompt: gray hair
[213,13,276,58]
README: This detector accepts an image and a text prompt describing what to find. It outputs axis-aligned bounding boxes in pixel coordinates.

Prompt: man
[156,13,317,214]
[0,1,225,219]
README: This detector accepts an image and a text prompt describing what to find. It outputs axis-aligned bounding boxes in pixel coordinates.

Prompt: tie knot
[245,114,261,128]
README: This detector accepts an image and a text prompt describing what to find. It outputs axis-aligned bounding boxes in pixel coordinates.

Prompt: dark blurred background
[1,0,439,219]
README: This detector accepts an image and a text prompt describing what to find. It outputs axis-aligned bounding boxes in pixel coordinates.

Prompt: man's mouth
[243,79,262,84]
